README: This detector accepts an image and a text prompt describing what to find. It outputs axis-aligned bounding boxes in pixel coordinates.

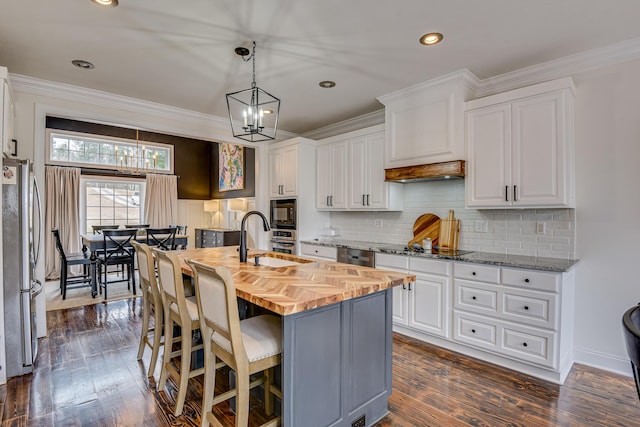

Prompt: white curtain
[144,173,178,228]
[45,166,81,280]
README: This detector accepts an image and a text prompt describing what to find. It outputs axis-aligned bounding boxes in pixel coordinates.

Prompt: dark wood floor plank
[1,298,639,426]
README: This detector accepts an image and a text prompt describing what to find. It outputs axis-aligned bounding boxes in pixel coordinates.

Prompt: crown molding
[301,109,385,140]
[475,37,640,98]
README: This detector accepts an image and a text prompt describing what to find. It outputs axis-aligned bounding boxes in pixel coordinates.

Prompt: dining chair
[125,223,150,230]
[96,228,137,299]
[146,227,177,251]
[131,240,164,378]
[52,228,93,300]
[154,249,204,416]
[623,304,640,400]
[92,224,119,234]
[188,260,282,427]
[169,224,188,250]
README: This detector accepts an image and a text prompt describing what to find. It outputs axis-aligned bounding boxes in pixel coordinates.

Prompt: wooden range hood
[384,160,465,183]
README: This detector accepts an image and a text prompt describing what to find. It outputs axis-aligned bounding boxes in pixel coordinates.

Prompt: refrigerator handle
[30,279,43,298]
[33,177,43,266]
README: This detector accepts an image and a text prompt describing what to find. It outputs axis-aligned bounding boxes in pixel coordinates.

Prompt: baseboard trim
[573,346,632,378]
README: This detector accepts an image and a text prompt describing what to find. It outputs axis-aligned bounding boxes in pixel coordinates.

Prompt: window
[81,177,145,234]
[46,129,173,174]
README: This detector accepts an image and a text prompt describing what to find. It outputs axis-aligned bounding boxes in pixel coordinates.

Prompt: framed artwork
[219,143,245,192]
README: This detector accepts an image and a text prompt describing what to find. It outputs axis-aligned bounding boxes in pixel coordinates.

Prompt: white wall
[571,59,640,374]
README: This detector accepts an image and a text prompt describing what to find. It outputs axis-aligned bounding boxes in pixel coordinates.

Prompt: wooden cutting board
[408,214,440,248]
[439,210,460,250]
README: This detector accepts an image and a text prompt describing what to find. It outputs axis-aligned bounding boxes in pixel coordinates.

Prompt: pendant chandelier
[226,41,280,142]
[115,129,158,175]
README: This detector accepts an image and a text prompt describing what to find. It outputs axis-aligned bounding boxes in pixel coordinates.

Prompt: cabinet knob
[522,342,528,347]
[524,278,530,283]
[472,296,477,300]
[315,250,319,253]
[471,329,476,334]
[524,305,529,310]
[472,272,477,276]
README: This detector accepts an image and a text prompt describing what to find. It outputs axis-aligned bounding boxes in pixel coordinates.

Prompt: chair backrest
[169,224,188,235]
[51,228,67,262]
[102,228,137,260]
[146,227,177,250]
[92,225,119,234]
[125,224,150,229]
[154,249,191,325]
[189,260,246,363]
[131,241,162,306]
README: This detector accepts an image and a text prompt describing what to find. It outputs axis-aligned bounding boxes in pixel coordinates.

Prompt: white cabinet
[376,253,450,338]
[377,69,477,168]
[465,77,575,208]
[317,124,402,211]
[316,141,347,209]
[1,67,15,157]
[452,263,574,379]
[269,143,298,198]
[300,243,337,261]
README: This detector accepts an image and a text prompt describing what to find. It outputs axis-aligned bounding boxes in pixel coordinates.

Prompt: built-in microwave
[270,198,297,230]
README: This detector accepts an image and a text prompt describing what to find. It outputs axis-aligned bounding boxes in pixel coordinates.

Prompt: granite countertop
[174,246,415,316]
[301,239,579,273]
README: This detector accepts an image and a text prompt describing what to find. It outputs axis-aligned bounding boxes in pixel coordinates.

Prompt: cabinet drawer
[502,268,560,292]
[502,326,555,367]
[453,311,497,349]
[375,253,408,271]
[455,281,498,313]
[300,244,337,260]
[454,263,500,284]
[410,257,449,276]
[502,290,556,329]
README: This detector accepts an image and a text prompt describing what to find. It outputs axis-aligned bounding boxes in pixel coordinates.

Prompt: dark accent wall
[45,116,255,200]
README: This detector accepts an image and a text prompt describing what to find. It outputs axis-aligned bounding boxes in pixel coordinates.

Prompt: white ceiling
[2,0,640,135]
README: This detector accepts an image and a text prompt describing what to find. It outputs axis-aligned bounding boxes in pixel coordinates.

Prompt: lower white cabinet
[377,251,575,384]
[300,243,337,261]
[376,254,451,339]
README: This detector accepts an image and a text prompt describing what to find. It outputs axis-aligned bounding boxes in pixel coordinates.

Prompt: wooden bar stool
[131,241,163,378]
[154,249,204,417]
[188,260,282,427]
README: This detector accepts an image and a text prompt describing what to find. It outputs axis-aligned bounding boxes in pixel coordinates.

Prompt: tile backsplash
[329,180,576,260]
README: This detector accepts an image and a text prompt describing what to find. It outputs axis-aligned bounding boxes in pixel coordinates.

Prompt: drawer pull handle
[471,329,476,334]
[524,278,530,283]
[524,305,529,310]
[522,342,528,347]
[472,272,477,276]
[472,296,477,300]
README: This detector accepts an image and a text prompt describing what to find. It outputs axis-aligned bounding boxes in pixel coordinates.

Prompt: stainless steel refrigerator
[2,158,42,377]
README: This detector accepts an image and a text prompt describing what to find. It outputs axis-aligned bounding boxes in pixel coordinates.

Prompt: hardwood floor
[1,299,638,426]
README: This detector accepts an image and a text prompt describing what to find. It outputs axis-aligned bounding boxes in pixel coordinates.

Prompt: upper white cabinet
[377,69,478,168]
[465,78,575,209]
[269,142,299,198]
[317,124,402,211]
[1,67,15,158]
[316,140,347,209]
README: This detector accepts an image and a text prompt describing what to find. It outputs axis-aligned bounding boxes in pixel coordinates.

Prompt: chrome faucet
[239,210,271,262]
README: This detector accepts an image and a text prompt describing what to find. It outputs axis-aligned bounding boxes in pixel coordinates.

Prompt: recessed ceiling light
[419,32,444,46]
[319,81,336,88]
[91,0,118,6]
[72,59,95,70]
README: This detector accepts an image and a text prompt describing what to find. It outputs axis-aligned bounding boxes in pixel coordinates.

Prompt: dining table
[81,233,189,297]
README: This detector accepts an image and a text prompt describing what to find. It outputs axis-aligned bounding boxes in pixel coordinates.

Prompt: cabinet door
[330,142,347,209]
[466,104,512,207]
[365,132,388,209]
[2,81,14,157]
[281,145,298,196]
[512,91,567,207]
[409,273,450,338]
[348,136,368,209]
[268,149,283,197]
[316,144,332,209]
[392,285,409,326]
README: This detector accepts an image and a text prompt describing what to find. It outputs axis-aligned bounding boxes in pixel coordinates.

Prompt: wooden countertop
[174,246,415,316]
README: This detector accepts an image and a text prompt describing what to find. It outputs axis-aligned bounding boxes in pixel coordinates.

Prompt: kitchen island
[174,246,415,427]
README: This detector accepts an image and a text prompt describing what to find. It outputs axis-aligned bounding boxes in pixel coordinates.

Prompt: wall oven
[271,230,296,255]
[270,198,296,230]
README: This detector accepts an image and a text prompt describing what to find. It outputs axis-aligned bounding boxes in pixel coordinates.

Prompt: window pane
[83,178,144,233]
